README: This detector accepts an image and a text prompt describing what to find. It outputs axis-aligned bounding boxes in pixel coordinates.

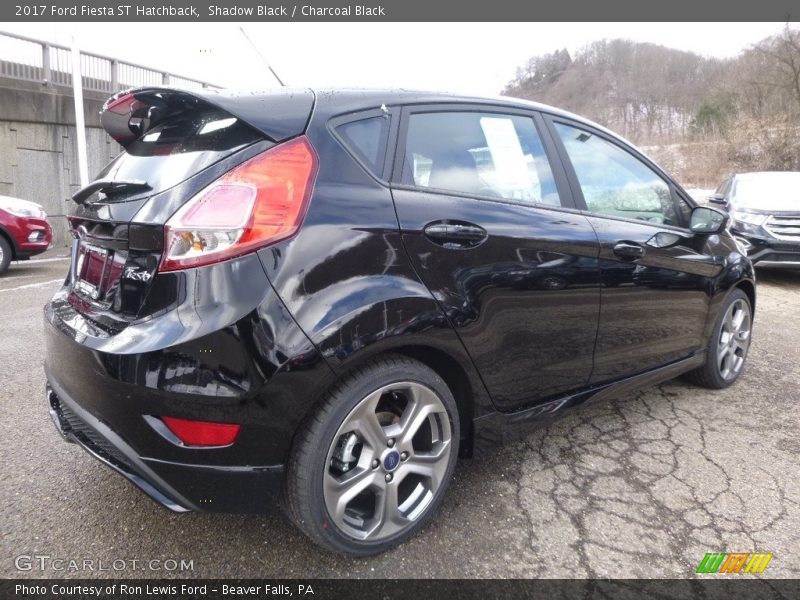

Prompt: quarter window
[336,115,391,178]
[554,122,679,225]
[401,111,561,207]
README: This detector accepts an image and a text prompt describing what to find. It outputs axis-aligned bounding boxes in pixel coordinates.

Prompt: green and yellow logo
[696,552,773,574]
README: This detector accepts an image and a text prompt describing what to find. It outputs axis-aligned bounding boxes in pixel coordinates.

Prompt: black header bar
[3,578,800,600]
[2,0,799,22]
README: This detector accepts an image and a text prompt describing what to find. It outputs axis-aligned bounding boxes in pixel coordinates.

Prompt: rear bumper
[42,253,336,514]
[42,276,339,515]
[47,380,194,512]
[46,375,286,513]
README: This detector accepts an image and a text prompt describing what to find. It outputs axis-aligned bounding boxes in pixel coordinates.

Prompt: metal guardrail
[0,30,220,93]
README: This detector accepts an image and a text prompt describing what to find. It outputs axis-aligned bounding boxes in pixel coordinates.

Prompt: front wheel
[686,288,752,389]
[286,356,460,556]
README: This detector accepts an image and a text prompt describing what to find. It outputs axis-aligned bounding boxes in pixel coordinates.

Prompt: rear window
[96,111,262,200]
[335,115,391,178]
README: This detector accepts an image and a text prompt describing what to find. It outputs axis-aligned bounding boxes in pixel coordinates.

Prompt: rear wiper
[71,179,151,205]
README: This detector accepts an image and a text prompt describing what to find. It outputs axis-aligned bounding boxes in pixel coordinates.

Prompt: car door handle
[423,221,488,248]
[613,241,645,260]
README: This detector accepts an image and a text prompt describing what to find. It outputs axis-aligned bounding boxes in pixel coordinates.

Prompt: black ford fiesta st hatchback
[45,87,755,555]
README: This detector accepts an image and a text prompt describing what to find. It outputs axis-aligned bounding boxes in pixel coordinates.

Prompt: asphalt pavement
[1,252,798,578]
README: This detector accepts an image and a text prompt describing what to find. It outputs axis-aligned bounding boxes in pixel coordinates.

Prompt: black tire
[0,236,11,275]
[685,288,752,389]
[286,355,460,556]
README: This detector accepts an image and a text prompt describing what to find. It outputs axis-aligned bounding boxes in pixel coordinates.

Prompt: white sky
[0,22,788,95]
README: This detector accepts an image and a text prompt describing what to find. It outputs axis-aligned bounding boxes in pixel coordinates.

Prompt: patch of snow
[685,188,714,204]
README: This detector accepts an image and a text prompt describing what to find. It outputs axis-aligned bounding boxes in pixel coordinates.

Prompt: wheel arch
[734,278,756,314]
[282,275,497,457]
[385,344,476,457]
[0,226,18,260]
[323,340,483,458]
[701,274,757,352]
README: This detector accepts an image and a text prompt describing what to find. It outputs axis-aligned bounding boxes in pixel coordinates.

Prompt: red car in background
[0,195,53,275]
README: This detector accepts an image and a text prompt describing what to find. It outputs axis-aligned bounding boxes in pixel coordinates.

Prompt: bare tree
[502,25,800,184]
[724,25,800,172]
[753,25,800,114]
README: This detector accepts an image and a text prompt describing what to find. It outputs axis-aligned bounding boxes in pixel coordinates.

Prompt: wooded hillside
[503,26,800,186]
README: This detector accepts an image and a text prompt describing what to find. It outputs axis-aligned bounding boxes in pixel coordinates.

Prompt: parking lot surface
[1,254,798,578]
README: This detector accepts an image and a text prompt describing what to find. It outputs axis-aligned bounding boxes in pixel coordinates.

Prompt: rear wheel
[286,356,459,555]
[686,288,752,389]
[0,236,11,275]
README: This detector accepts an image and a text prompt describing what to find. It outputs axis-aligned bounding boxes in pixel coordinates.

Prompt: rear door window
[400,111,561,207]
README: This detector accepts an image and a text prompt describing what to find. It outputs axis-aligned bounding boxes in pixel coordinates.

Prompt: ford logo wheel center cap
[383,450,400,472]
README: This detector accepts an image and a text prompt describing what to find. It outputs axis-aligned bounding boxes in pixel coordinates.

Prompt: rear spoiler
[100,86,315,148]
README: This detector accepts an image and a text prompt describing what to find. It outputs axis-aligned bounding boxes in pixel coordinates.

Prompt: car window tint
[336,115,390,177]
[555,122,678,226]
[401,112,561,207]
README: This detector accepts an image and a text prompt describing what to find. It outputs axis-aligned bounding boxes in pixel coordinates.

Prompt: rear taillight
[160,136,318,271]
[161,416,241,447]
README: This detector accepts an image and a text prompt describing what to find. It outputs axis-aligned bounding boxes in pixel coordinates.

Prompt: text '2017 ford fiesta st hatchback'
[45,87,755,555]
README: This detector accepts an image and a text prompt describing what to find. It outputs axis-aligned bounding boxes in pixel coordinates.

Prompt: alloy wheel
[323,381,452,541]
[717,298,751,380]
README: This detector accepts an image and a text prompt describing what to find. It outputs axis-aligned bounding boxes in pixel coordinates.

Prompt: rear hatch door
[64,86,314,331]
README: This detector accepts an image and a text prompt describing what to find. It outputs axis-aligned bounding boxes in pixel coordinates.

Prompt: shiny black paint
[102,87,314,147]
[44,89,756,514]
[585,214,720,383]
[473,351,707,450]
[391,187,601,410]
[542,112,752,384]
[45,254,336,511]
[64,140,275,327]
[47,253,333,455]
[257,105,493,425]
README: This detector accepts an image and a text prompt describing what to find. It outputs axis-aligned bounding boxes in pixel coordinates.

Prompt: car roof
[111,85,661,182]
[306,87,666,180]
[116,85,638,150]
[308,87,616,132]
[193,85,627,142]
[310,87,555,111]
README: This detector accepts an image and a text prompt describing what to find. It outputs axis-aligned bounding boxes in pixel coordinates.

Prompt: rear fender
[276,269,495,421]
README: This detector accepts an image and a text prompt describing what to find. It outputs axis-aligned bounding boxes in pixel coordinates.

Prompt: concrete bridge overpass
[0,31,218,248]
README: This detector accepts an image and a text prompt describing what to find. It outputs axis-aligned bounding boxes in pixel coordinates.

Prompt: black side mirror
[690,206,728,234]
[707,193,727,206]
